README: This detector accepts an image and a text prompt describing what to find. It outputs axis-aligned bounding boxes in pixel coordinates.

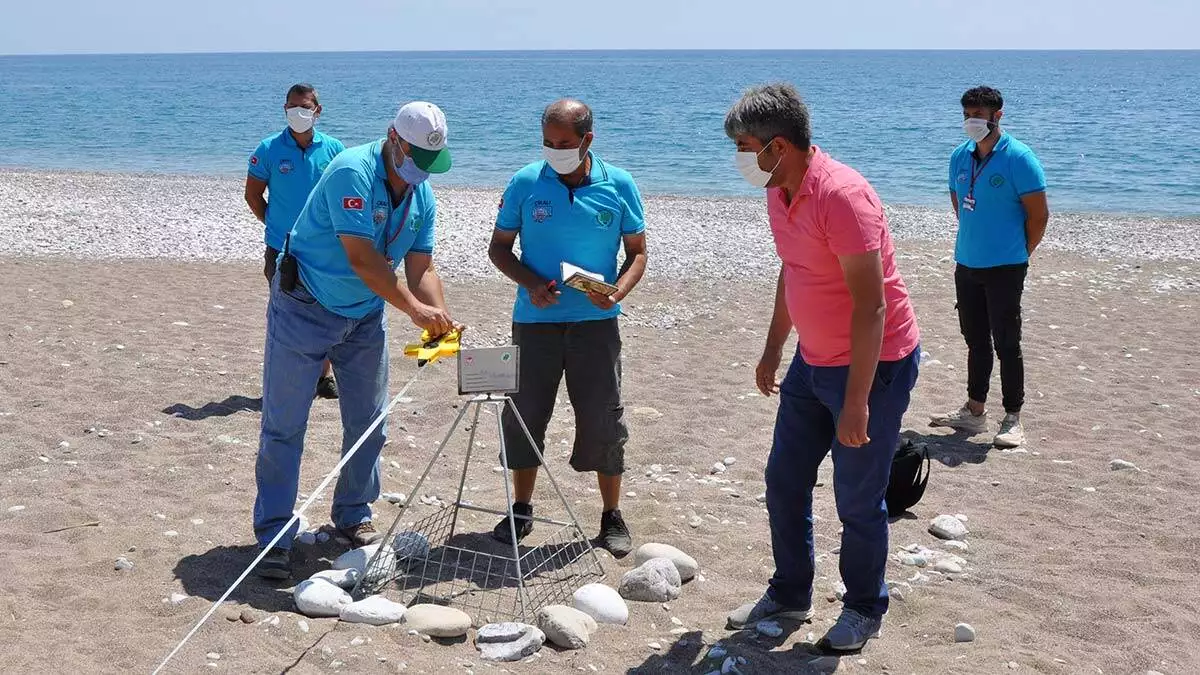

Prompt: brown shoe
[339,521,383,548]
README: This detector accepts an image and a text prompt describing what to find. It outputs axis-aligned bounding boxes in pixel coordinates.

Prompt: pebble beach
[1,168,1198,674]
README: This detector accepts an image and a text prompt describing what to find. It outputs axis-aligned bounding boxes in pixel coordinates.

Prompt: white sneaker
[929,406,988,434]
[993,414,1026,448]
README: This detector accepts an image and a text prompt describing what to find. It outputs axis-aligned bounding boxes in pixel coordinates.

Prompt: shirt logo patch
[250,155,259,166]
[279,159,294,175]
[373,206,388,225]
[410,216,423,232]
[595,210,614,228]
[956,171,968,184]
[343,197,364,211]
[532,200,553,223]
[989,174,1005,188]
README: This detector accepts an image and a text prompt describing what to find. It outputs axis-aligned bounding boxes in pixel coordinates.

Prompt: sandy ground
[0,240,1198,675]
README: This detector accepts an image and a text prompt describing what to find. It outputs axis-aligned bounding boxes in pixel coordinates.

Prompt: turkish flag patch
[342,197,364,211]
[250,155,259,165]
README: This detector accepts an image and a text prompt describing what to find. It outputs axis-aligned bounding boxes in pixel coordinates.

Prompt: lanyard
[385,189,415,249]
[967,150,996,200]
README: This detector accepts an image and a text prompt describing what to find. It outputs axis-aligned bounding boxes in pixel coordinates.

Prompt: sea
[1,50,1198,216]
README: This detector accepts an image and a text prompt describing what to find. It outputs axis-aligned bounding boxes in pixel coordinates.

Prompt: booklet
[560,261,619,296]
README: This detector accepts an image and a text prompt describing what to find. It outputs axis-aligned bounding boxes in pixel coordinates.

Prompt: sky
[1,0,1198,54]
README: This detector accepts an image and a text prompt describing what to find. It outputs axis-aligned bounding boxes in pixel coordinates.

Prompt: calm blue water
[2,50,1198,216]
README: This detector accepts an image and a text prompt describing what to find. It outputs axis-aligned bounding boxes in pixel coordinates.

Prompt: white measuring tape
[152,364,430,674]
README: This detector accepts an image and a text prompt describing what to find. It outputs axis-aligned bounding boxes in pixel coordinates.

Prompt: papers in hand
[560,262,619,296]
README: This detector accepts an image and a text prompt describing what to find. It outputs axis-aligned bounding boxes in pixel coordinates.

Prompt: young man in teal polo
[488,99,648,557]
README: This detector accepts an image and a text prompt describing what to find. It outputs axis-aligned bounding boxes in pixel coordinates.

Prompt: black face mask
[886,439,931,517]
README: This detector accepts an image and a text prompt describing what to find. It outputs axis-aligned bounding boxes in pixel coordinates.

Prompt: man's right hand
[756,345,784,396]
[408,302,454,336]
[527,281,561,308]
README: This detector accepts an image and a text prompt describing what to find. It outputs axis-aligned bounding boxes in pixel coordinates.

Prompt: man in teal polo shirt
[488,99,648,557]
[931,86,1050,449]
[253,101,459,579]
[245,83,346,399]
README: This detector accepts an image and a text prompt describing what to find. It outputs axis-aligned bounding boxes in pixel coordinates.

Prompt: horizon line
[3,47,1199,57]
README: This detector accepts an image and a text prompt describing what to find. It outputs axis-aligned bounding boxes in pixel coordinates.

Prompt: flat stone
[310,568,362,589]
[633,543,699,582]
[536,605,597,650]
[573,583,629,625]
[114,557,134,571]
[619,558,682,602]
[1110,459,1141,471]
[929,515,970,541]
[293,579,352,618]
[476,622,529,644]
[934,560,964,574]
[381,492,407,504]
[955,623,976,642]
[340,595,407,625]
[943,540,970,552]
[404,604,472,638]
[168,592,188,605]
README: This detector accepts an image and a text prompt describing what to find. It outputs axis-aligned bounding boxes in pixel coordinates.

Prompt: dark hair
[961,86,1003,112]
[286,83,319,106]
[724,83,812,150]
[542,99,593,138]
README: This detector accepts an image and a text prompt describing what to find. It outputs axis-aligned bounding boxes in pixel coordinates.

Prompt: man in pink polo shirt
[722,83,920,653]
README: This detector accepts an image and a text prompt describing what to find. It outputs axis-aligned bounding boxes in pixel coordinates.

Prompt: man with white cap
[253,101,460,579]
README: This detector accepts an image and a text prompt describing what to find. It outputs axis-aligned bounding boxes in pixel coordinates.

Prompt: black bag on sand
[887,439,930,517]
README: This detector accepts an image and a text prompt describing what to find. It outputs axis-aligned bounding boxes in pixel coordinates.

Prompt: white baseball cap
[392,101,451,173]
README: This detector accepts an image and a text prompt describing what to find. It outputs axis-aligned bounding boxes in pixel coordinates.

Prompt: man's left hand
[586,291,618,310]
[836,403,871,448]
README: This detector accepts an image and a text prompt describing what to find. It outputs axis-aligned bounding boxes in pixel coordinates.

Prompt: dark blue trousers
[764,347,919,619]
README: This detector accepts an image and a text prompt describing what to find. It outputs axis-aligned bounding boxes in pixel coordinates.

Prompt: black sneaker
[256,547,291,580]
[599,509,633,558]
[492,502,534,545]
[316,375,339,400]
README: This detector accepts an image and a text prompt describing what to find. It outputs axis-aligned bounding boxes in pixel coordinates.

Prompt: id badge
[962,196,976,212]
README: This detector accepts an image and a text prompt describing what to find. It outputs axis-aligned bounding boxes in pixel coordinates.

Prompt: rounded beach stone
[404,604,472,638]
[339,595,407,626]
[392,531,431,560]
[573,583,629,625]
[619,558,682,602]
[333,543,396,585]
[536,605,598,649]
[955,623,976,642]
[294,579,352,618]
[633,542,699,582]
[477,625,544,662]
[310,568,362,589]
[929,514,970,541]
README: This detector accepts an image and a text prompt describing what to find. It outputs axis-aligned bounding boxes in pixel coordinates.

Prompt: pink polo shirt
[767,147,919,367]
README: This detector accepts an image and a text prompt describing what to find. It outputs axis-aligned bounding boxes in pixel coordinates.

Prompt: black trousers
[955,263,1028,414]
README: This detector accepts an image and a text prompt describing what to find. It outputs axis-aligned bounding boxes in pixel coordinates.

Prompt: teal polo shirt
[949,132,1046,269]
[248,128,345,250]
[288,139,437,319]
[496,154,646,324]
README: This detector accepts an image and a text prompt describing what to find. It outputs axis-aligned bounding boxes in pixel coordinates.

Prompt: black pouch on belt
[278,234,299,291]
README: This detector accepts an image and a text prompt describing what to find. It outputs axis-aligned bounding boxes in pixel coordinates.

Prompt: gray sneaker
[821,608,882,651]
[930,405,988,435]
[993,413,1026,448]
[726,592,814,630]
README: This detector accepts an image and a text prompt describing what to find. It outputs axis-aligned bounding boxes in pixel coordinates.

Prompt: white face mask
[963,117,992,143]
[286,106,316,133]
[543,146,584,175]
[735,144,782,189]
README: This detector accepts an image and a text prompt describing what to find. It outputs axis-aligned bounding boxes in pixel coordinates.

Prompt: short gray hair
[724,83,811,150]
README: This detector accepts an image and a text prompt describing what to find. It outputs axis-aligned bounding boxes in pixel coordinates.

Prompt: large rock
[404,604,472,638]
[392,531,431,561]
[294,579,352,618]
[333,544,396,585]
[309,568,361,589]
[929,515,970,541]
[339,595,407,625]
[476,622,529,644]
[618,558,682,602]
[633,543,699,582]
[573,583,629,625]
[476,624,544,662]
[536,605,598,649]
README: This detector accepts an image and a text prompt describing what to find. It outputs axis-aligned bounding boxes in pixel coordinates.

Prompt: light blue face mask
[392,143,430,186]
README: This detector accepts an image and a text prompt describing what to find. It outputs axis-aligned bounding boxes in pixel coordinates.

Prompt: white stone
[899,553,928,567]
[755,620,783,637]
[955,623,976,642]
[297,620,309,633]
[934,560,964,574]
[1110,459,1141,472]
[340,595,407,625]
[310,568,362,589]
[710,462,726,475]
[648,642,663,650]
[168,592,188,605]
[382,492,407,504]
[834,581,847,601]
[333,543,396,585]
[6,505,25,513]
[115,557,134,571]
[619,558,682,602]
[392,531,431,560]
[573,583,629,625]
[349,635,367,647]
[404,604,472,638]
[476,622,528,644]
[723,456,737,466]
[954,514,969,523]
[929,515,970,541]
[536,605,597,650]
[633,543,699,582]
[944,540,970,552]
[477,625,545,662]
[293,579,352,618]
[163,530,179,537]
[206,652,220,660]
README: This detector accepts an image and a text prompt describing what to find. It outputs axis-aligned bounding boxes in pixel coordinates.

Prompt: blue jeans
[764,346,920,619]
[253,276,389,550]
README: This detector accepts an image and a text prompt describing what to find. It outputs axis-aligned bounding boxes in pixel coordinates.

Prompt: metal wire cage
[352,395,605,624]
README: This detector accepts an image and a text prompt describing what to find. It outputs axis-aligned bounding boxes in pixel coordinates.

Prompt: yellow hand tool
[402,329,462,366]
